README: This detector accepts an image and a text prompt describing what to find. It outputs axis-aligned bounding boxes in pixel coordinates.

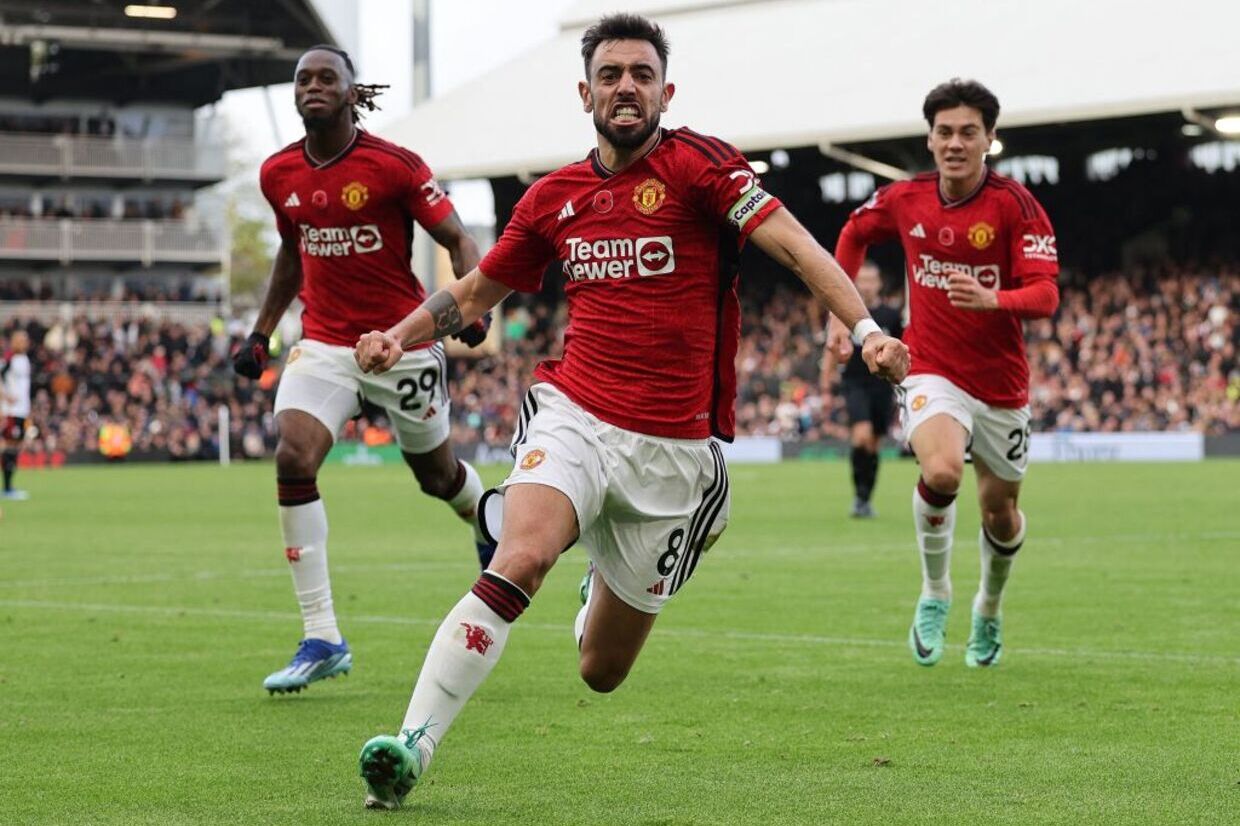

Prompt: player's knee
[921,459,963,495]
[491,544,557,595]
[982,504,1020,543]
[579,655,628,693]
[274,439,318,478]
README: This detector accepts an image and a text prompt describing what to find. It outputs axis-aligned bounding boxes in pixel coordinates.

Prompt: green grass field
[1,459,1236,824]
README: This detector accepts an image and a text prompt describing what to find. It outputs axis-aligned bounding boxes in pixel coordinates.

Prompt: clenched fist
[861,334,910,383]
[354,330,404,374]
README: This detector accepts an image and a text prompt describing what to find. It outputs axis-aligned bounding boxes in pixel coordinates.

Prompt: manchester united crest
[520,448,546,470]
[632,178,667,215]
[911,395,928,412]
[341,181,369,210]
[968,221,996,250]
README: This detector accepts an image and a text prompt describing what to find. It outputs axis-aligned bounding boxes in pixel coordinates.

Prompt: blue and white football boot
[263,637,352,695]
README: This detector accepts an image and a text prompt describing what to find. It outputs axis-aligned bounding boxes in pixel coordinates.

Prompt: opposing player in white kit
[234,45,495,695]
[1,329,32,501]
[348,14,908,809]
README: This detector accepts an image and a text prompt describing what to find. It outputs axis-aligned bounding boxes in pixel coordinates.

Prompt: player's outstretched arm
[749,208,909,383]
[233,240,302,379]
[355,268,512,374]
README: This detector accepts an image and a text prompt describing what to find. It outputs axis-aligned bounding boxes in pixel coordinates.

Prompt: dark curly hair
[923,78,1000,132]
[580,14,669,79]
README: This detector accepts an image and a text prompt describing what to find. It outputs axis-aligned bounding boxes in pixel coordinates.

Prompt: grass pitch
[1,459,1236,824]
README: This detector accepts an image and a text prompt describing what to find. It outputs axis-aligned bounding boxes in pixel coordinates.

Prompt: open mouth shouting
[611,102,643,126]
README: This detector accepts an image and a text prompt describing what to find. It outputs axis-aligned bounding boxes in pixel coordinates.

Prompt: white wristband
[852,318,882,342]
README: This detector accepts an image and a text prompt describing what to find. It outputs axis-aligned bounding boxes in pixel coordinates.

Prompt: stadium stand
[3,258,1234,464]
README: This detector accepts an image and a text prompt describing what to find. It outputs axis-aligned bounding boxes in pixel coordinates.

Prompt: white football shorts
[493,383,730,614]
[898,373,1031,482]
[273,338,450,454]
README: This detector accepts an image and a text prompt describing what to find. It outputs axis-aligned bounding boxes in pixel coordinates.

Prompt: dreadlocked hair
[351,83,389,123]
[303,43,390,123]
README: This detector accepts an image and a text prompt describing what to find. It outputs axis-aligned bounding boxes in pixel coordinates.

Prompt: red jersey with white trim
[480,127,782,440]
[258,130,454,347]
[837,169,1058,407]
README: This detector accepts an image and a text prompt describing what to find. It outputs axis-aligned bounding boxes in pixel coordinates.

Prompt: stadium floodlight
[124,4,178,19]
[1181,124,1204,137]
[1214,115,1240,135]
[987,139,1005,156]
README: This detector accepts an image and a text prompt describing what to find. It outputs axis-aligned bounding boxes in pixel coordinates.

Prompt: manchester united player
[350,14,908,809]
[234,45,494,696]
[829,79,1059,668]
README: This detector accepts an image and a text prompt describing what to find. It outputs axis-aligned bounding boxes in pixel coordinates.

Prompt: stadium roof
[0,0,336,106]
[383,0,1240,180]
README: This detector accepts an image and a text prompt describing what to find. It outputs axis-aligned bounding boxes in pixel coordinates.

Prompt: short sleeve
[693,145,782,237]
[259,166,297,244]
[845,184,900,246]
[404,158,455,229]
[1009,195,1059,282]
[479,182,557,293]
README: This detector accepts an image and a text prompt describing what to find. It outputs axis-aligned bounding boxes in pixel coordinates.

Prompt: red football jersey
[838,169,1058,407]
[259,130,455,347]
[480,128,782,440]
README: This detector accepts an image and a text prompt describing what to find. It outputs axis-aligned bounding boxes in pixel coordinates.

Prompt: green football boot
[359,724,430,810]
[579,562,594,606]
[908,597,950,666]
[965,610,1003,668]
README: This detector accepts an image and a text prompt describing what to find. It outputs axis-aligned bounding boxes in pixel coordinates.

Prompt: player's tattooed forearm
[424,291,465,338]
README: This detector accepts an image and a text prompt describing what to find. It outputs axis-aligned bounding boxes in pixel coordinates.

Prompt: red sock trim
[471,572,530,623]
[277,476,320,506]
[917,477,957,509]
[983,527,1023,556]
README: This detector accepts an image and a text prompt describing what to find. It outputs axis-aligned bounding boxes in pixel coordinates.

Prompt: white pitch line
[0,560,468,590]
[3,530,1237,590]
[1,598,1236,668]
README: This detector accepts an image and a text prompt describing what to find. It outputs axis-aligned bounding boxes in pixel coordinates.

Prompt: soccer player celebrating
[1,329,32,501]
[821,261,903,518]
[350,14,908,809]
[235,45,494,696]
[830,79,1059,668]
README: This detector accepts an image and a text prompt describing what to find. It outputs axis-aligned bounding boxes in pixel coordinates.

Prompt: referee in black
[822,262,903,517]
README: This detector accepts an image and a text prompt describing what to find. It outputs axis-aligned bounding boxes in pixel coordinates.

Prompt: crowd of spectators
[4,316,273,462]
[3,264,1235,463]
[0,280,210,302]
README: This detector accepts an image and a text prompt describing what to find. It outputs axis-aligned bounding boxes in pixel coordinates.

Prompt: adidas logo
[556,200,575,221]
[909,223,926,238]
[646,580,666,596]
[284,193,301,208]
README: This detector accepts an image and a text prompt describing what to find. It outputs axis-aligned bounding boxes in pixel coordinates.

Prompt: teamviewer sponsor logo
[635,236,675,276]
[911,254,1002,290]
[727,186,770,230]
[563,235,676,282]
[299,224,384,256]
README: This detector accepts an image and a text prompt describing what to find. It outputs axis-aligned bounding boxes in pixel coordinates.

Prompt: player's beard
[300,102,349,131]
[594,109,661,150]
